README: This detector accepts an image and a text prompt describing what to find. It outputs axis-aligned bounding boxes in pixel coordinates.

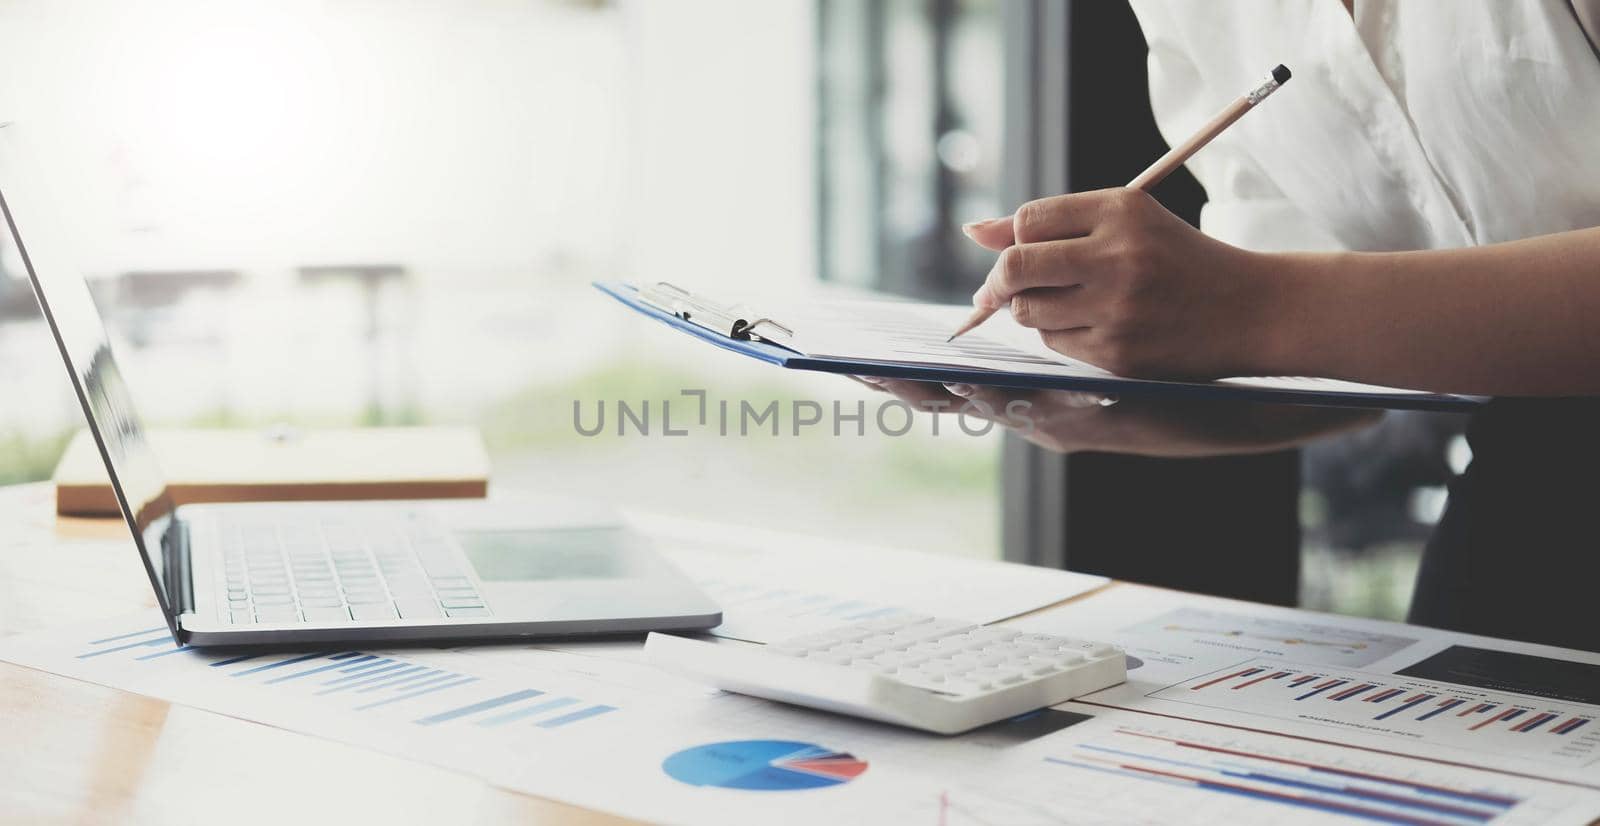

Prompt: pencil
[947,63,1292,343]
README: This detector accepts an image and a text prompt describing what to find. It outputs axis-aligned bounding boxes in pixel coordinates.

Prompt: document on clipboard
[595,281,1485,412]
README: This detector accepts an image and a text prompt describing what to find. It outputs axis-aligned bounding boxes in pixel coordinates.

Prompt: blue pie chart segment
[662,740,869,791]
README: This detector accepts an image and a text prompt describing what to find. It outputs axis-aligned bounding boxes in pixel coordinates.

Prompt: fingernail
[971,285,995,309]
[1097,394,1120,407]
[961,217,1006,236]
[943,383,975,397]
[856,375,883,384]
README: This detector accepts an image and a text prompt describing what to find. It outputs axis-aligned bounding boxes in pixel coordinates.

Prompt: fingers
[974,238,1097,309]
[1008,286,1093,331]
[859,376,958,408]
[945,383,1109,410]
[962,188,1138,254]
[1012,191,1119,244]
[939,383,1034,418]
[1038,327,1097,361]
[961,216,1016,251]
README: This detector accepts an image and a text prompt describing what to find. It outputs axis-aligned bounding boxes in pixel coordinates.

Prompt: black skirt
[1409,398,1600,652]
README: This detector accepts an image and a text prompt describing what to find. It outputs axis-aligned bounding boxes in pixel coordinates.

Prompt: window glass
[0,0,1005,559]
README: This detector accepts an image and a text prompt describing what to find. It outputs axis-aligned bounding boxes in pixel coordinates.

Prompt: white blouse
[1127,0,1600,254]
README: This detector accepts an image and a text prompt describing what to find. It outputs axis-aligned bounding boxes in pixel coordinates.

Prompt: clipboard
[595,280,1485,412]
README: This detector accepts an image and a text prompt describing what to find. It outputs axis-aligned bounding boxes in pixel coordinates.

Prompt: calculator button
[1064,640,1119,658]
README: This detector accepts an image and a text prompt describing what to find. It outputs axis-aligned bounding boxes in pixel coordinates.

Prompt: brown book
[54,427,489,517]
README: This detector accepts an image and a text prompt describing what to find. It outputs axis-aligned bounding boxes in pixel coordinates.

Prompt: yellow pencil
[948,64,1292,343]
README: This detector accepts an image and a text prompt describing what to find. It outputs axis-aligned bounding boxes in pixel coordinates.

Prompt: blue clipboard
[594,281,1484,412]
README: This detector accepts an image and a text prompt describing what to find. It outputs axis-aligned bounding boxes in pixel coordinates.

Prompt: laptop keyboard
[218,514,492,625]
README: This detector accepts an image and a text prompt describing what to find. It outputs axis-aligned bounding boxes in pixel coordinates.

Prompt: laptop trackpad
[459,527,700,618]
[458,528,643,582]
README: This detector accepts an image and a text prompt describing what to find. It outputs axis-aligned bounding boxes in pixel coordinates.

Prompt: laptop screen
[0,125,183,630]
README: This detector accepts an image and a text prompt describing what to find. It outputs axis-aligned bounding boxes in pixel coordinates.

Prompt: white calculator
[644,615,1126,734]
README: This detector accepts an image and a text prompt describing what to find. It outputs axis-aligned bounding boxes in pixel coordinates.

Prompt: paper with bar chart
[62,623,639,732]
[7,613,1600,825]
[1152,658,1600,771]
[1012,585,1600,786]
[906,716,1600,826]
[1119,607,1420,669]
[1009,585,1430,685]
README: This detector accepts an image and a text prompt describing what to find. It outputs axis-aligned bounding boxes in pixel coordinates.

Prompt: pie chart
[662,740,869,791]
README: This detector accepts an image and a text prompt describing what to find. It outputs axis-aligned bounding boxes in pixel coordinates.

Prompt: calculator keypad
[769,615,1120,696]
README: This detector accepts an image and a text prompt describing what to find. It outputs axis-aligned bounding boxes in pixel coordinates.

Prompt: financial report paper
[722,290,1459,401]
[5,608,1597,826]
[7,562,1600,825]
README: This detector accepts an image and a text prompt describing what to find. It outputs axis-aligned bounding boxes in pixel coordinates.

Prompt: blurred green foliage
[0,429,73,486]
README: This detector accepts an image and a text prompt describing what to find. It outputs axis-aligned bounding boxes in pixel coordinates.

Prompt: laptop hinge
[164,518,195,615]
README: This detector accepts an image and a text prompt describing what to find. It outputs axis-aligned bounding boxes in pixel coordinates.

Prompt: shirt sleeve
[1129,0,1346,253]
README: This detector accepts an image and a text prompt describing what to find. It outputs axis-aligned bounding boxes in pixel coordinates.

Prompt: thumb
[961,215,1016,251]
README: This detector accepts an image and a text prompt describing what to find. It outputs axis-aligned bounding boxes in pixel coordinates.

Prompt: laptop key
[440,597,485,609]
[299,597,345,608]
[351,604,398,622]
[395,598,442,619]
[255,607,300,623]
[302,606,353,624]
[445,607,491,618]
[344,592,389,605]
[230,610,257,625]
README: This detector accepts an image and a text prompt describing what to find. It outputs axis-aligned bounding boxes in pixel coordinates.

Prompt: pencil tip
[945,333,957,343]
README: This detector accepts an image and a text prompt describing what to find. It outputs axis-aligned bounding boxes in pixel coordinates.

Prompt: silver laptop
[0,123,721,646]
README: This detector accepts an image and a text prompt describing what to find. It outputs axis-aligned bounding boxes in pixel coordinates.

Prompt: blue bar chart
[73,626,622,731]
[1152,659,1600,769]
[1041,724,1539,826]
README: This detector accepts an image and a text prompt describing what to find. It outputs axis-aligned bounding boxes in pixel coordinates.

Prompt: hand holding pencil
[948,64,1292,344]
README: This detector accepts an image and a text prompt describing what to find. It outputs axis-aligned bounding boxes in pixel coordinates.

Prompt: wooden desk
[0,483,628,825]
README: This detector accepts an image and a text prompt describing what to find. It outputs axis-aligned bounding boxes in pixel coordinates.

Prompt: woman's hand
[856,377,1379,458]
[963,188,1286,380]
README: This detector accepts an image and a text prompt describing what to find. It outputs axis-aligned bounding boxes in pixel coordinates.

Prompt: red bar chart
[1151,659,1600,769]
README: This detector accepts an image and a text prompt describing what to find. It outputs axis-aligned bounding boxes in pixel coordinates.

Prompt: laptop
[0,123,721,646]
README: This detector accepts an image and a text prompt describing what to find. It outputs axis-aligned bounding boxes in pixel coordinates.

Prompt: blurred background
[0,0,1468,620]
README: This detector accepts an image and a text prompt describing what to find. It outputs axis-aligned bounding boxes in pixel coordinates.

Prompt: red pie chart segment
[781,755,871,781]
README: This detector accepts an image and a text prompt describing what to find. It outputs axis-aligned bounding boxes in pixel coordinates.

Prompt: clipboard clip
[637,282,794,344]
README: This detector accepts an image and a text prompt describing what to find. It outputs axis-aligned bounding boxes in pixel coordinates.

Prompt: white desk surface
[3,481,1594,824]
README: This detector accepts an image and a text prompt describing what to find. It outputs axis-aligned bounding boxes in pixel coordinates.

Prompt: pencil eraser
[1272,64,1291,84]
